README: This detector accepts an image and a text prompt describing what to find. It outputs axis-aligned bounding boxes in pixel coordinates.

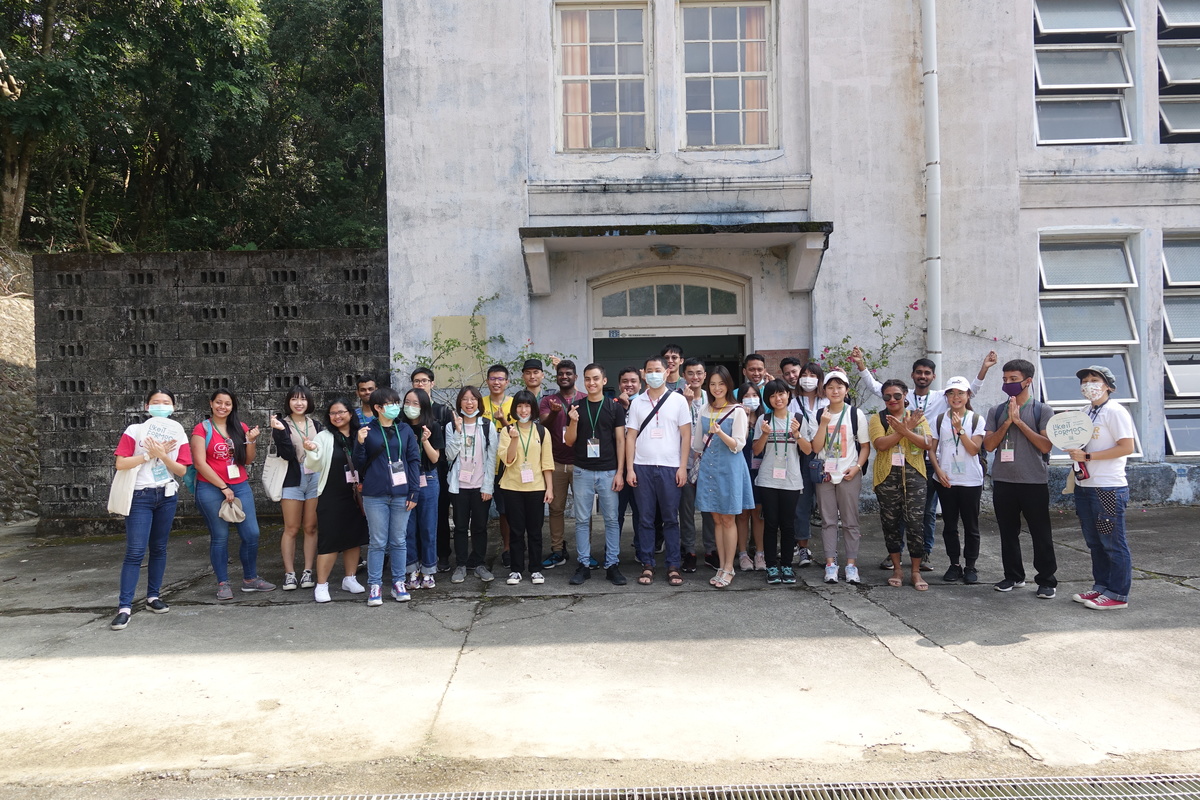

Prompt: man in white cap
[1068,365,1136,610]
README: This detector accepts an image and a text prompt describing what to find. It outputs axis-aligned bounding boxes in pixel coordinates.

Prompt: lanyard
[1087,400,1108,422]
[517,423,534,461]
[585,399,603,436]
[464,422,479,457]
[771,413,787,458]
[709,403,729,434]
[290,416,310,440]
[950,412,963,453]
[380,424,397,463]
[824,406,848,453]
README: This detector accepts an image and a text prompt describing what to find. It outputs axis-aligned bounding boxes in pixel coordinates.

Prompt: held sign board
[1047,410,1094,451]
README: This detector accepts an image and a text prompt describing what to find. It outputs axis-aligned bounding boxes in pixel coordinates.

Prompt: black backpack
[935,411,988,477]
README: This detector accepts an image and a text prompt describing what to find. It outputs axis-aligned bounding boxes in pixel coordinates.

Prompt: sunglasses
[883,393,905,401]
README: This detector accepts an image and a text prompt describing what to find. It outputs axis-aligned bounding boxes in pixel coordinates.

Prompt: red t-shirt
[192,421,250,485]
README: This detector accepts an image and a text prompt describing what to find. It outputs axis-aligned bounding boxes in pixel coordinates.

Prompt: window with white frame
[1164,236,1200,454]
[556,5,651,151]
[1038,236,1141,457]
[1158,1,1200,143]
[1033,0,1134,144]
[681,2,773,148]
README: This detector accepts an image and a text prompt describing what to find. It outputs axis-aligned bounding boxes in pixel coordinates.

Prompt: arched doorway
[590,267,749,383]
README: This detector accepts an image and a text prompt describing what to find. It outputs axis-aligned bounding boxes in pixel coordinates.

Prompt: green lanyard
[771,413,786,458]
[380,424,397,463]
[517,424,534,462]
[585,399,602,436]
[824,406,848,455]
[290,416,310,441]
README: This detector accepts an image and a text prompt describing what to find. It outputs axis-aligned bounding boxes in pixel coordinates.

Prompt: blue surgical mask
[645,372,666,389]
[147,404,174,418]
[742,396,761,411]
[382,404,402,420]
[462,409,480,418]
[403,405,421,420]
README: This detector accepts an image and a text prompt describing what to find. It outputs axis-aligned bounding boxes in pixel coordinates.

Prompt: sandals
[713,569,734,588]
[887,574,903,588]
[667,569,684,587]
[912,574,929,591]
[638,567,654,585]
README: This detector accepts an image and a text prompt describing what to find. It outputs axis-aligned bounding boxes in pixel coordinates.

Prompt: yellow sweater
[868,411,931,487]
[497,423,555,492]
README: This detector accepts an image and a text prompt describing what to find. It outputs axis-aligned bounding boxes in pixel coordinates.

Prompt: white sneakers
[845,565,861,585]
[341,575,365,594]
[506,572,522,585]
[314,583,331,603]
[531,572,545,585]
[824,563,839,584]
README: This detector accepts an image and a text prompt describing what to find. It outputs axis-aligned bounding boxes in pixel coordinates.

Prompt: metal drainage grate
[229,774,1200,800]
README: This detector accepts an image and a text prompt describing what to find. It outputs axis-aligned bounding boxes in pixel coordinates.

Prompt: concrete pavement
[1,505,1198,798]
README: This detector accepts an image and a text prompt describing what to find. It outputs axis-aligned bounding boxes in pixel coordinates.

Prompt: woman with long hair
[402,387,443,589]
[191,389,271,599]
[269,384,323,591]
[302,397,370,602]
[109,389,192,630]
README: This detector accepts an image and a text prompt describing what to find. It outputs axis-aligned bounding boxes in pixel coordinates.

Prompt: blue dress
[696,409,757,515]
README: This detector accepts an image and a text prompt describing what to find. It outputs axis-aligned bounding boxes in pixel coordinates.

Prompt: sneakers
[501,550,511,567]
[993,579,1026,592]
[824,563,839,584]
[299,569,315,589]
[437,560,451,573]
[655,537,665,554]
[341,575,366,594]
[606,565,627,585]
[420,575,436,590]
[682,552,698,573]
[242,577,276,592]
[1083,595,1128,610]
[1036,585,1056,599]
[392,581,411,602]
[845,564,862,585]
[738,552,754,572]
[475,565,495,582]
[781,566,797,584]
[542,550,567,569]
[531,572,546,585]
[569,563,590,585]
[963,567,979,585]
[704,551,721,571]
[146,598,169,614]
[943,564,963,583]
[314,583,331,603]
[766,566,782,585]
[216,582,234,601]
[797,547,814,567]
[879,556,893,570]
[451,566,468,584]
[408,571,421,588]
[919,559,933,572]
[282,572,298,591]
[753,552,767,571]
[506,572,522,585]
[110,611,130,630]
[367,584,383,606]
[588,556,601,569]
[1073,590,1102,604]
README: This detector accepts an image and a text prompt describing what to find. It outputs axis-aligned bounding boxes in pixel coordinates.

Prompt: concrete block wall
[33,249,391,533]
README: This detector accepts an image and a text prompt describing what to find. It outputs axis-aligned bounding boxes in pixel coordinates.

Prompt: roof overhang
[518,221,832,297]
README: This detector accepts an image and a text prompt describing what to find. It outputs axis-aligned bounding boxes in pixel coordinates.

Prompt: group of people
[108,345,1137,630]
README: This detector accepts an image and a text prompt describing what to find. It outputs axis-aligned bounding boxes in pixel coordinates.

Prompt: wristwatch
[1085,453,1092,461]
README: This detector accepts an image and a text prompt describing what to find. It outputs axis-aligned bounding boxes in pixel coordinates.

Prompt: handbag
[107,467,139,516]
[218,497,246,523]
[262,441,288,502]
[689,407,738,485]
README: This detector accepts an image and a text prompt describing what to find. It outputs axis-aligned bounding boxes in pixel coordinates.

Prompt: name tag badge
[520,463,535,484]
[464,435,475,450]
[419,474,428,488]
[773,467,787,480]
[950,459,965,475]
[587,438,600,459]
[891,452,904,467]
[459,469,474,482]
[345,466,359,484]
[824,460,837,474]
[751,457,763,470]
[1000,447,1015,463]
[226,463,240,479]
[650,428,664,439]
[390,462,407,486]
[164,481,177,497]
[151,460,169,482]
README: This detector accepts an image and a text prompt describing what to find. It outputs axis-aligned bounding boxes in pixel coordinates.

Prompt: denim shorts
[281,470,319,501]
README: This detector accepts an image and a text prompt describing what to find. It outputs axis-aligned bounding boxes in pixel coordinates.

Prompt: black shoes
[942,564,963,583]
[569,563,590,585]
[606,565,627,585]
[704,551,720,570]
[682,552,698,573]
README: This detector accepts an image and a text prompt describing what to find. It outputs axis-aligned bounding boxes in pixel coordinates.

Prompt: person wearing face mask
[982,359,1058,598]
[109,390,193,631]
[401,387,443,590]
[735,381,766,572]
[444,386,499,584]
[354,387,421,606]
[788,361,828,569]
[1067,367,1136,610]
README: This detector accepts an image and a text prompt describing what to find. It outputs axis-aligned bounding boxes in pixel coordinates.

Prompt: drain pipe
[920,0,943,365]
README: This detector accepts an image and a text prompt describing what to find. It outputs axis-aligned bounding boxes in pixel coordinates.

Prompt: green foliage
[3,0,385,252]
[819,297,921,407]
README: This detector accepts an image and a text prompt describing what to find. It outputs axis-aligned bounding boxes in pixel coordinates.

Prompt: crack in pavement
[421,598,484,754]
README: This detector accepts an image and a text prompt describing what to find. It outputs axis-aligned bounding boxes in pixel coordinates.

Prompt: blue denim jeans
[363,494,411,587]
[1074,485,1132,601]
[405,470,440,574]
[195,480,261,584]
[119,487,178,607]
[632,465,682,569]
[573,467,620,568]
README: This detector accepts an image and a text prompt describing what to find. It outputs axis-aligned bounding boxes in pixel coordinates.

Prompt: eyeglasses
[883,393,905,401]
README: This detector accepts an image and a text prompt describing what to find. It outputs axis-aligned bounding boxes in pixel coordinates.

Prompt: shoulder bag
[107,466,139,516]
[689,406,738,484]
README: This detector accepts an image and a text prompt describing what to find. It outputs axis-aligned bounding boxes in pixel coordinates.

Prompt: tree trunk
[0,130,38,248]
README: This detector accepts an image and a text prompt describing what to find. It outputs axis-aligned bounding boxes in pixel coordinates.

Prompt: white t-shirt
[754,412,813,492]
[1078,401,1136,488]
[857,368,984,419]
[788,394,829,423]
[931,410,987,487]
[627,389,693,468]
[815,405,870,482]
[114,418,192,491]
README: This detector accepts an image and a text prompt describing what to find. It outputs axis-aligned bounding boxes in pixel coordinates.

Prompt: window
[1039,295,1138,345]
[557,6,650,150]
[1159,5,1200,142]
[601,283,738,318]
[1163,233,1200,454]
[1165,408,1200,454]
[1040,352,1137,402]
[681,3,772,148]
[1165,353,1200,397]
[1164,238,1200,286]
[1038,241,1136,288]
[1033,0,1133,144]
[1160,0,1200,30]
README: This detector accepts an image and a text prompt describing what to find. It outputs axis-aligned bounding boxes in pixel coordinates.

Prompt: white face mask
[517,413,532,423]
[1081,381,1107,402]
[644,372,665,389]
[742,396,760,411]
[798,377,818,392]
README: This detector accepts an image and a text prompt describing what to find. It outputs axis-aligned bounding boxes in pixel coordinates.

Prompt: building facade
[383,0,1200,472]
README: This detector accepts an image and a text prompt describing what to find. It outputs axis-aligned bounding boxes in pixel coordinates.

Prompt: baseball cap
[943,376,973,395]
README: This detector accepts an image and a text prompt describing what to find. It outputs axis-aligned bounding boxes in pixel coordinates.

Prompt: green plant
[819,296,920,407]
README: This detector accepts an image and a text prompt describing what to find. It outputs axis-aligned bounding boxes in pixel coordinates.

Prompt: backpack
[935,411,989,477]
[182,420,213,494]
[988,400,1052,465]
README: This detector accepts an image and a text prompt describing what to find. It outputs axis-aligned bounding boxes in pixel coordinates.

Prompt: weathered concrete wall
[33,249,390,532]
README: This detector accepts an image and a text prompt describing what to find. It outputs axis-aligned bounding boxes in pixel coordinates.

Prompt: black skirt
[317,445,369,555]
